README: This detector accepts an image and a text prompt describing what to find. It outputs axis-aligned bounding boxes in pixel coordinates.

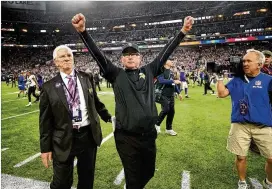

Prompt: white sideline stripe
[74,159,78,167]
[1,110,39,120]
[1,174,76,189]
[249,177,263,189]
[2,148,9,152]
[101,132,114,146]
[2,97,27,103]
[14,153,41,168]
[181,170,190,189]
[114,168,125,185]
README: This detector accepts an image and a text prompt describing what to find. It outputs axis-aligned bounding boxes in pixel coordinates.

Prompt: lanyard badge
[72,107,82,123]
[239,99,248,115]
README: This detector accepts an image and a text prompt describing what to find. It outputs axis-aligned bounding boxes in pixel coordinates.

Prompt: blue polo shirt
[226,73,272,127]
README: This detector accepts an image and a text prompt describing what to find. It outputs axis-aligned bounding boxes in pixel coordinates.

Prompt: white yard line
[101,132,114,146]
[74,159,78,167]
[14,153,41,168]
[181,170,190,189]
[1,148,9,152]
[1,110,39,121]
[2,97,27,103]
[1,174,76,189]
[114,168,125,185]
[249,177,263,189]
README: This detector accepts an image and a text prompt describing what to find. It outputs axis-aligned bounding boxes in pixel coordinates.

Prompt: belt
[73,125,90,132]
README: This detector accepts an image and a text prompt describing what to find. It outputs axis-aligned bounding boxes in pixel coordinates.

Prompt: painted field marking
[1,148,9,152]
[14,153,41,168]
[114,168,125,185]
[181,170,190,189]
[1,174,76,189]
[1,110,39,121]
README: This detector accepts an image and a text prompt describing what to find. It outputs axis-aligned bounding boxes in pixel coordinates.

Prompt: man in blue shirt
[217,49,272,189]
[18,71,26,98]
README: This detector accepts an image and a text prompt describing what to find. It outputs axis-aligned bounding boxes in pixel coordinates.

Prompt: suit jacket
[39,70,111,162]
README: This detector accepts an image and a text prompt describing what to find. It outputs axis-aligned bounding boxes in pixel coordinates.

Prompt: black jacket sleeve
[88,73,112,123]
[39,85,53,153]
[146,31,186,77]
[78,30,120,83]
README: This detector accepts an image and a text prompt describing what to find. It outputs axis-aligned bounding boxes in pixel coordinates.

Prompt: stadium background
[1,1,272,188]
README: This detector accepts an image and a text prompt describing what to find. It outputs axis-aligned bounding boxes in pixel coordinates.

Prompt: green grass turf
[1,81,266,188]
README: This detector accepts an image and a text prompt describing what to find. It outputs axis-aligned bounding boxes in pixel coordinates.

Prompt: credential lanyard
[62,73,78,103]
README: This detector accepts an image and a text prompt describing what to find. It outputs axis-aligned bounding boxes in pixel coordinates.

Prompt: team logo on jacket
[55,82,61,88]
[139,73,146,80]
[255,81,261,86]
[253,80,262,88]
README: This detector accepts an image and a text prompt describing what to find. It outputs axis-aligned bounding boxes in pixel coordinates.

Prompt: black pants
[204,83,214,95]
[28,86,39,102]
[95,82,101,91]
[106,81,111,88]
[156,95,175,130]
[50,127,97,189]
[200,78,203,86]
[114,129,157,189]
[11,81,16,88]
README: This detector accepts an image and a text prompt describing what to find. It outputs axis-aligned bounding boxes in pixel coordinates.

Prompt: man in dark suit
[39,45,112,189]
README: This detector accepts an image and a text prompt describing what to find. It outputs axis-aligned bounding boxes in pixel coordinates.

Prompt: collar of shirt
[60,69,75,86]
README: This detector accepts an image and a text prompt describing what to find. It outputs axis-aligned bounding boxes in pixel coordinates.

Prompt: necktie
[66,75,80,112]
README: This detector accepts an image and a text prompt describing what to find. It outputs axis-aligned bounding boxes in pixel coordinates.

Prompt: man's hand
[41,152,52,168]
[72,13,86,33]
[178,94,183,101]
[181,16,194,33]
[174,80,181,84]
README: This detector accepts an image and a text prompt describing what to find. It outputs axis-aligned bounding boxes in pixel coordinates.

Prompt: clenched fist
[181,16,194,33]
[71,13,86,33]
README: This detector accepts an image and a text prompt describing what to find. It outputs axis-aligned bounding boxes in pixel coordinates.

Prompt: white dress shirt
[60,70,90,127]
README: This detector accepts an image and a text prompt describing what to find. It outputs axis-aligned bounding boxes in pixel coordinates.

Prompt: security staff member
[217,49,272,189]
[155,59,182,136]
[72,13,194,189]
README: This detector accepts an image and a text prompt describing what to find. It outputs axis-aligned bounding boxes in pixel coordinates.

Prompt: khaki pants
[227,123,272,158]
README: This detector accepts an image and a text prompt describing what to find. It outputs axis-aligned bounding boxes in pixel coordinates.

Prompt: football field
[1,81,266,189]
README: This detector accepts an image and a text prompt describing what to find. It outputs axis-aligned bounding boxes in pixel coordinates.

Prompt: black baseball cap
[121,43,140,54]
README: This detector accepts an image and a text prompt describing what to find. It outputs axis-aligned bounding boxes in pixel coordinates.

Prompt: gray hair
[246,49,265,64]
[53,45,73,60]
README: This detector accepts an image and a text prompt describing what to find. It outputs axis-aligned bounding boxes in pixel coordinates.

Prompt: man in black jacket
[39,45,112,189]
[203,70,215,95]
[155,59,182,136]
[72,13,194,189]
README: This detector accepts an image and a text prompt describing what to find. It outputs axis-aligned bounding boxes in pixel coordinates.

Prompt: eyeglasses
[122,53,140,57]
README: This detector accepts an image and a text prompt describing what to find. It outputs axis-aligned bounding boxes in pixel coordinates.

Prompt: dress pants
[114,128,157,189]
[50,127,97,189]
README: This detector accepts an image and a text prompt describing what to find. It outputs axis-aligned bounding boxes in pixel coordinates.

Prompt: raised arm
[217,78,230,98]
[147,16,194,77]
[72,13,120,83]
